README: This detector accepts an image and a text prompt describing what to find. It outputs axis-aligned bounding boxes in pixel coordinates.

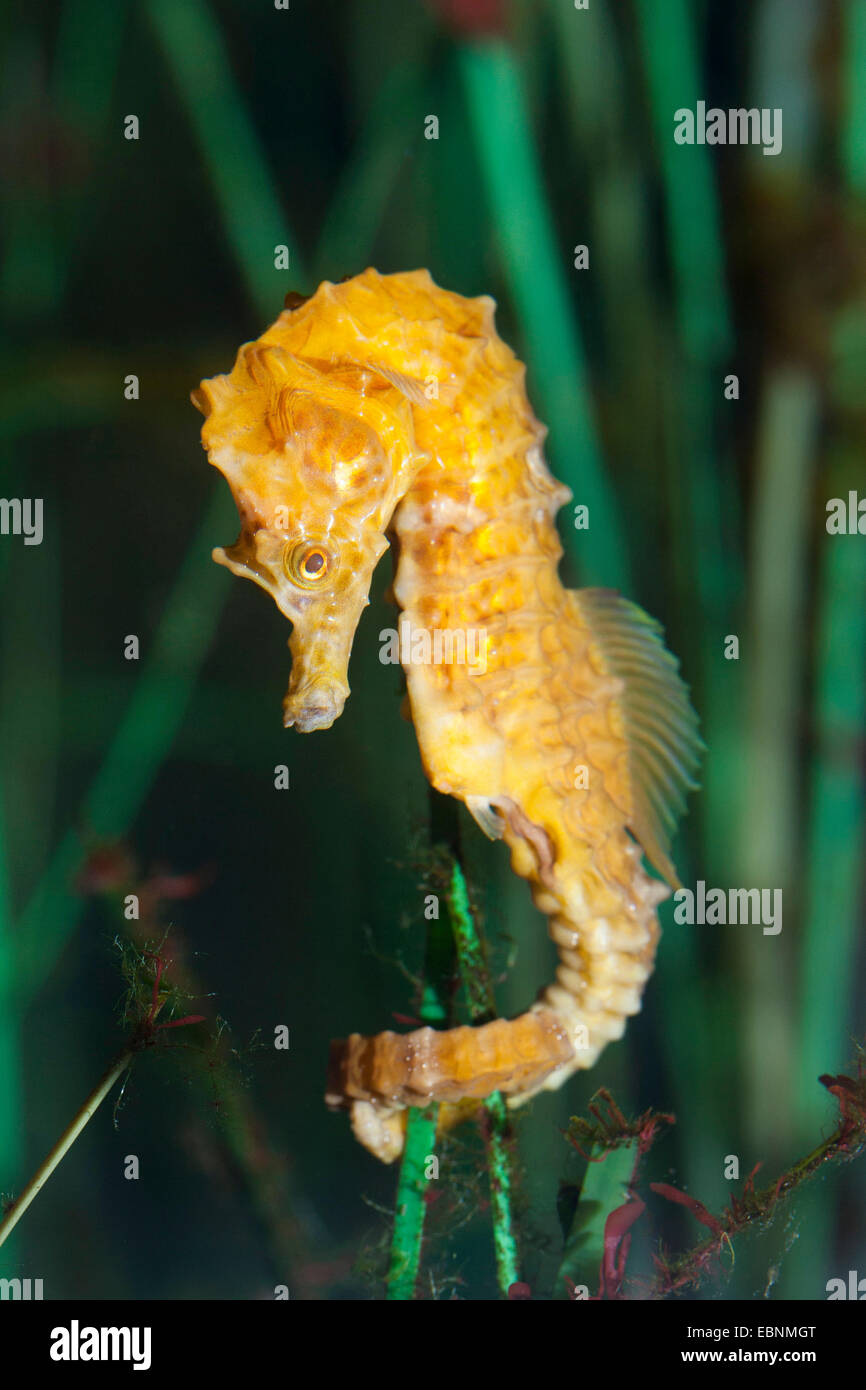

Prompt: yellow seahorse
[193,268,702,1162]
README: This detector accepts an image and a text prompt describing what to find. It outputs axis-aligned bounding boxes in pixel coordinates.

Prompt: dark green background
[0,0,864,1299]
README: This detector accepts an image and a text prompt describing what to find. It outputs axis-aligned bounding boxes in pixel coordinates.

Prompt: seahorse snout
[283,678,349,732]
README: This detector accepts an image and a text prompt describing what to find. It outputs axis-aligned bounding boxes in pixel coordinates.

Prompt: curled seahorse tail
[507,828,671,1106]
[325,1011,574,1161]
[321,831,669,1162]
[322,833,668,1162]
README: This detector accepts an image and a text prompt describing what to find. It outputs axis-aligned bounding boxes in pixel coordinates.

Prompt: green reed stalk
[0,495,62,1272]
[0,0,130,316]
[0,0,129,1264]
[146,0,305,314]
[386,1103,439,1300]
[802,533,866,1145]
[843,1,866,189]
[15,0,303,1002]
[633,0,740,1206]
[786,531,866,1296]
[457,38,629,591]
[547,0,658,408]
[14,484,237,1000]
[556,1141,636,1299]
[386,857,453,1299]
[0,785,20,1268]
[0,1051,133,1252]
[444,859,520,1294]
[781,0,866,1298]
[16,0,426,1009]
[738,371,817,1157]
[313,63,428,285]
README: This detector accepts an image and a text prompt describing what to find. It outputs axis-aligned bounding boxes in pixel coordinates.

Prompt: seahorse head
[193,339,423,731]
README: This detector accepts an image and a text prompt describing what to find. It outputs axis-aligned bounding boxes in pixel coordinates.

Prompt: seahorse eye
[302,549,326,576]
[284,541,332,589]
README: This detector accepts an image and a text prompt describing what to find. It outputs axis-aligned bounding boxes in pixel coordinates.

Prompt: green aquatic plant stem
[386,865,453,1300]
[457,39,629,592]
[0,0,129,1267]
[547,0,656,387]
[0,520,61,1268]
[445,858,494,1020]
[633,0,740,846]
[14,0,412,1010]
[386,1103,439,1300]
[738,370,817,1157]
[479,1091,520,1293]
[797,536,866,1125]
[782,4,866,1299]
[12,0,306,957]
[843,1,866,191]
[445,859,520,1295]
[632,0,732,360]
[387,855,522,1298]
[146,0,305,315]
[632,0,741,1208]
[15,484,238,1001]
[0,784,20,1266]
[313,62,427,286]
[16,0,307,1000]
[557,1141,637,1299]
[1,0,130,316]
[0,940,209,1253]
[0,1051,132,1251]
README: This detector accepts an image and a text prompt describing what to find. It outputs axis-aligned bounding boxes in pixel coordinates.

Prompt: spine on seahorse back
[194,268,701,1163]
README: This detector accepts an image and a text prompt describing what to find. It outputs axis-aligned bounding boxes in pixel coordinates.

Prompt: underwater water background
[0,0,864,1300]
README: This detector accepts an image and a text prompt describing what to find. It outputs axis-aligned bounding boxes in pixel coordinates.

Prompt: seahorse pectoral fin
[573,588,704,889]
[466,795,558,873]
[464,794,506,840]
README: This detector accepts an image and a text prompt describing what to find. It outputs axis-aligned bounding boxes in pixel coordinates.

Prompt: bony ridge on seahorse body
[193,267,702,1163]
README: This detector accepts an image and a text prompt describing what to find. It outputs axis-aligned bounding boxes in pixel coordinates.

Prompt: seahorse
[193,268,701,1163]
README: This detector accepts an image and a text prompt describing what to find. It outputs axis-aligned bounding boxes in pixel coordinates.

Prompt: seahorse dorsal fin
[575,589,703,889]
